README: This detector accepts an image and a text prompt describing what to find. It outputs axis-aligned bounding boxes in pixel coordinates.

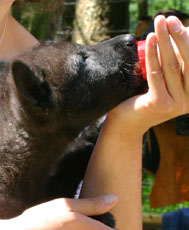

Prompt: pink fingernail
[155,15,167,31]
[168,16,182,31]
[101,194,118,205]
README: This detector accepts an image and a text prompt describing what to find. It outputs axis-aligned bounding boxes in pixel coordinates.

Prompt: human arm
[80,15,189,230]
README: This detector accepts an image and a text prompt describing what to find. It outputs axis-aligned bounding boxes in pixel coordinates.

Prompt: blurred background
[12,0,189,42]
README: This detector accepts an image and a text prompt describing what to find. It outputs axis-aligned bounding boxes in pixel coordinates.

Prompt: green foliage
[12,4,54,40]
[148,0,189,15]
[129,2,138,34]
[129,0,189,34]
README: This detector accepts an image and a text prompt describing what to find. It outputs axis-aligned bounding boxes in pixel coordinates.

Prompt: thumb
[62,194,118,216]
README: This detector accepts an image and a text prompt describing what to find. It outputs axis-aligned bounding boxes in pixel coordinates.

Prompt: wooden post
[143,213,162,229]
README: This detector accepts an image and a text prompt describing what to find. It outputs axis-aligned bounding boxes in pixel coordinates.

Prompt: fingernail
[154,15,167,31]
[168,16,182,31]
[101,194,118,205]
[150,34,157,46]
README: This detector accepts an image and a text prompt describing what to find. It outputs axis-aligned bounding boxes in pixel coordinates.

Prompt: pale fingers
[145,32,166,98]
[19,211,116,230]
[19,199,117,230]
[154,15,183,98]
[66,212,116,230]
[166,16,189,91]
[61,194,118,216]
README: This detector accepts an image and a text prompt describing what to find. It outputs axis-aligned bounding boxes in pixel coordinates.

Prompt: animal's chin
[133,62,141,74]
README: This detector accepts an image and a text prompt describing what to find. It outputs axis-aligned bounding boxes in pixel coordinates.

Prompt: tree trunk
[73,0,111,45]
[73,0,130,45]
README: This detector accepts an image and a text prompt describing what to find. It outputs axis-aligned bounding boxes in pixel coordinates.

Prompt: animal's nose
[118,34,135,46]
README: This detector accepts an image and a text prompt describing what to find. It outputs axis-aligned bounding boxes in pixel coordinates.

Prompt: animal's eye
[78,52,89,63]
[82,54,89,61]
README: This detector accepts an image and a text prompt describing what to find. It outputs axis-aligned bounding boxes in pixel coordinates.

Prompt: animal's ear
[12,61,51,107]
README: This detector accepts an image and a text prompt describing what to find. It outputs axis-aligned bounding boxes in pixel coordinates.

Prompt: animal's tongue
[135,40,146,80]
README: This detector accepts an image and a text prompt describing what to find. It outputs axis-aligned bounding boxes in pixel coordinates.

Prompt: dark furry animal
[0,34,146,227]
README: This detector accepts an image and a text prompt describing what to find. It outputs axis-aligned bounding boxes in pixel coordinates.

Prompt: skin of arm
[0,0,39,60]
[80,120,143,230]
[80,15,189,230]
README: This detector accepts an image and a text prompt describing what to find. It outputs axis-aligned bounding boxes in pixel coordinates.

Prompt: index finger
[154,15,183,98]
[167,17,189,66]
[145,32,166,97]
[167,16,189,90]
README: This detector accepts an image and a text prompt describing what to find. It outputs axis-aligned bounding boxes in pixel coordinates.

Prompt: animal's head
[11,34,146,136]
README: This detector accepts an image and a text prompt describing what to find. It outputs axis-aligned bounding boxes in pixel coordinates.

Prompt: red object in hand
[136,40,146,80]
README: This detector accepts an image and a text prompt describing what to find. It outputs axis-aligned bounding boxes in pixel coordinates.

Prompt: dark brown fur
[0,35,146,225]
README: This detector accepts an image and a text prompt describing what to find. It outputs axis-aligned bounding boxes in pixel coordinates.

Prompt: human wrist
[105,109,147,140]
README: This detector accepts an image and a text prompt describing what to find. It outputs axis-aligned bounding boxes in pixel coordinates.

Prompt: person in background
[0,0,40,60]
[1,1,189,229]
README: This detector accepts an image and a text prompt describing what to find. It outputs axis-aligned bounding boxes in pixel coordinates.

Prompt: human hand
[1,195,117,230]
[107,15,189,137]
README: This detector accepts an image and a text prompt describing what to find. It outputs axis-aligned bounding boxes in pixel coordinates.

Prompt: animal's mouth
[120,39,147,80]
[135,40,147,80]
[133,62,142,75]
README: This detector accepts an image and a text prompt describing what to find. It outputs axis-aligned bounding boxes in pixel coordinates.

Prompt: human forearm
[80,17,189,230]
[80,118,143,230]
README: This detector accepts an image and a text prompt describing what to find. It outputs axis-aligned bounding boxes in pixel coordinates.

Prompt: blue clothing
[162,208,189,230]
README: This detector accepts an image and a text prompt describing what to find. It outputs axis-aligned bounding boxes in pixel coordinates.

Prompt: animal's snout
[119,34,136,47]
[100,34,136,51]
[109,34,136,48]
